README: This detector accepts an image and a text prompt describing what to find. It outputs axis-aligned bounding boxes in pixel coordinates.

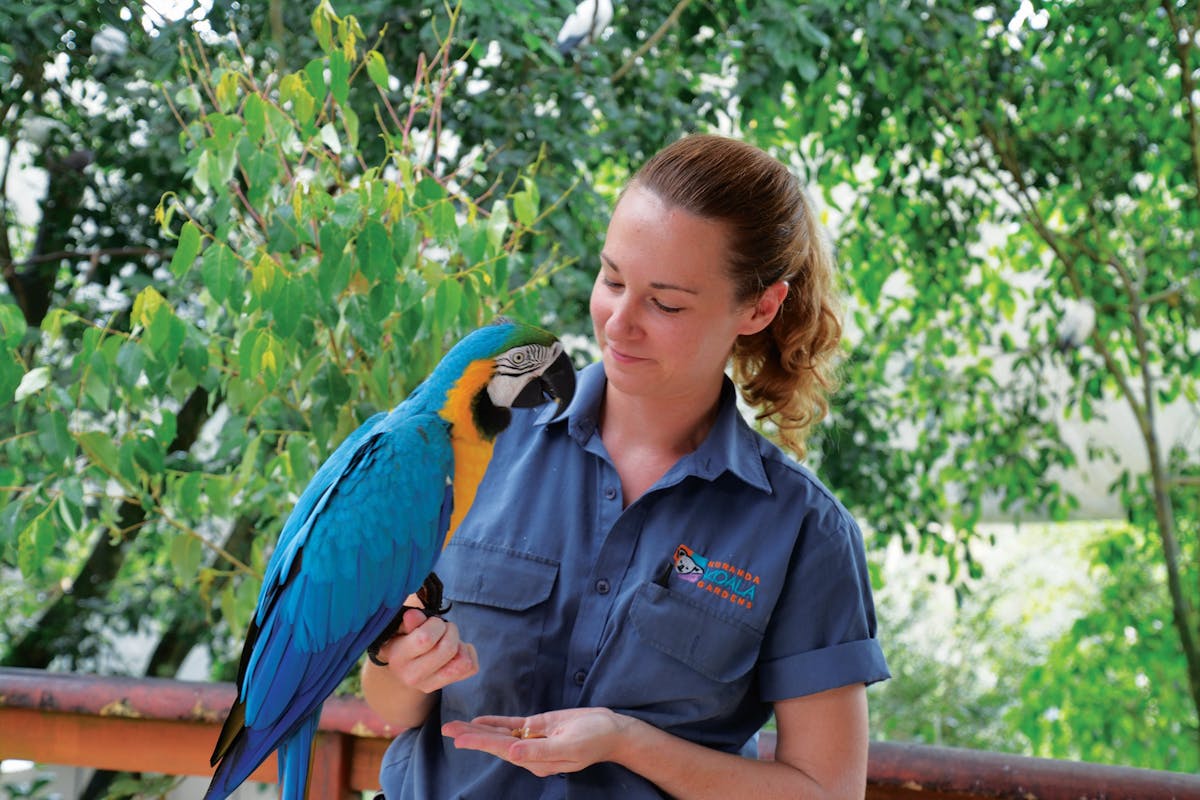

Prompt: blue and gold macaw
[204,320,574,800]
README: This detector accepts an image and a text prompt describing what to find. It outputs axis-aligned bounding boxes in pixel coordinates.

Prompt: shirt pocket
[440,538,558,610]
[435,538,559,717]
[589,582,765,729]
[628,582,762,681]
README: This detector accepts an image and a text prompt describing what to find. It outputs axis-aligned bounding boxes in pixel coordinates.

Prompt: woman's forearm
[360,657,438,730]
[444,686,868,800]
[609,715,846,800]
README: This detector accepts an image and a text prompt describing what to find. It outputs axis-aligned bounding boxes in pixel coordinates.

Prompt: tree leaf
[17,516,55,579]
[357,220,394,282]
[320,122,342,154]
[169,534,204,587]
[215,70,239,113]
[487,200,510,252]
[0,302,28,346]
[512,189,536,227]
[77,430,122,478]
[272,275,305,339]
[366,50,389,89]
[14,366,51,402]
[201,242,239,305]
[244,93,268,143]
[329,49,350,106]
[434,277,462,328]
[432,199,458,243]
[169,221,203,278]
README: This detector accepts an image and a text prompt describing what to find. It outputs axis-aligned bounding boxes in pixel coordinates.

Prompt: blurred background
[1,0,1197,796]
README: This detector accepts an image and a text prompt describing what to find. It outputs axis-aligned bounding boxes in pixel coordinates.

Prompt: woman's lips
[607,345,646,364]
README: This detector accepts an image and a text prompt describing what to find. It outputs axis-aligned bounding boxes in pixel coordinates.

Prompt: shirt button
[604,486,617,500]
[595,578,610,594]
[573,669,587,686]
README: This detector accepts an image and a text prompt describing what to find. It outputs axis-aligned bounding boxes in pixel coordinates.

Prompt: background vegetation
[1,0,1197,788]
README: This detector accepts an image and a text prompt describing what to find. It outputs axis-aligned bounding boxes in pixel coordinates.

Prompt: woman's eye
[603,278,624,290]
[653,300,683,314]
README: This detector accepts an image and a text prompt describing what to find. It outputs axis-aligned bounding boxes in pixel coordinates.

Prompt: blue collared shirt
[379,363,889,799]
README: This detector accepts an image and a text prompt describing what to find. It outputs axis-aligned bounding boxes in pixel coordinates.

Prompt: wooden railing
[2,667,1199,799]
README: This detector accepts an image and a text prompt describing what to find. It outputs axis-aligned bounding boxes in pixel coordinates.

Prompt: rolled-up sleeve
[758,504,890,701]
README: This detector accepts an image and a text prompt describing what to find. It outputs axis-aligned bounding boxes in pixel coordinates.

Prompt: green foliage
[868,521,1097,754]
[1,771,56,800]
[872,518,1199,772]
[0,0,192,293]
[869,572,1036,753]
[0,2,559,675]
[1,0,1197,770]
[788,0,1200,744]
[1013,520,1199,770]
[101,772,181,799]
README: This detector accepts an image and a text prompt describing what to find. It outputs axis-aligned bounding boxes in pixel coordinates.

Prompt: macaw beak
[511,349,575,418]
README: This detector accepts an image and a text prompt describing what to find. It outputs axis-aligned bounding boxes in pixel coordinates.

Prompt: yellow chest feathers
[438,360,497,543]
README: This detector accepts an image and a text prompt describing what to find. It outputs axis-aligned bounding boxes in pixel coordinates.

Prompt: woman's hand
[443,707,634,777]
[374,607,479,693]
[361,605,478,729]
[442,685,870,799]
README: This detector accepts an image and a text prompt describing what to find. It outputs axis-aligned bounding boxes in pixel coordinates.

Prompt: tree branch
[982,124,1148,430]
[13,245,162,266]
[0,127,17,275]
[1162,0,1200,201]
[979,119,1200,716]
[611,0,694,84]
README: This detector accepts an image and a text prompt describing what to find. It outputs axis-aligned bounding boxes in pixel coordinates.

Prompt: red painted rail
[1,668,1199,799]
[0,667,397,798]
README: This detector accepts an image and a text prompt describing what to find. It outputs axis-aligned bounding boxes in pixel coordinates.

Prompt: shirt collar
[535,362,772,494]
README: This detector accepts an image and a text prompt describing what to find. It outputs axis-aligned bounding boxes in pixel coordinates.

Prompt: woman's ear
[738,281,789,336]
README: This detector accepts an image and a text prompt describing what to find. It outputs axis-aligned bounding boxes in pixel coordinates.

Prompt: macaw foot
[415,571,452,617]
[366,572,452,667]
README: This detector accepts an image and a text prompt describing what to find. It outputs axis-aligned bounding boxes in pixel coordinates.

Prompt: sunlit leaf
[14,366,50,402]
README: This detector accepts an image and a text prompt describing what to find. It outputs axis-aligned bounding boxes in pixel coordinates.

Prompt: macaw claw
[415,571,452,617]
[366,572,451,667]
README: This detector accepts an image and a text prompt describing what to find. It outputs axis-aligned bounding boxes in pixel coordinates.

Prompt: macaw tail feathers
[203,708,320,800]
[204,700,254,800]
[278,712,320,800]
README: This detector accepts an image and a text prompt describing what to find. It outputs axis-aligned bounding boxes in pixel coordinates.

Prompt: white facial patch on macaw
[487,341,565,408]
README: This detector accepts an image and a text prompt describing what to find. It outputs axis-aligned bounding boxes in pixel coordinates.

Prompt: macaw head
[432,319,576,439]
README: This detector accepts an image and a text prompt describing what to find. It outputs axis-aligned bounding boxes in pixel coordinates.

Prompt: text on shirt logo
[672,544,758,610]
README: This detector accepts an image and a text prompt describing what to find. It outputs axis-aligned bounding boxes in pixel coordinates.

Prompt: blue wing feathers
[206,407,455,800]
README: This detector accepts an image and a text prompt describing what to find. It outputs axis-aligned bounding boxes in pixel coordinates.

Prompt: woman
[363,134,890,799]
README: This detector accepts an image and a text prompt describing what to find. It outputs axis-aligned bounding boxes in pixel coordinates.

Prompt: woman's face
[589,184,777,405]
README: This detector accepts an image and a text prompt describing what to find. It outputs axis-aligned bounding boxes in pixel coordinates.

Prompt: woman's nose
[605,294,638,338]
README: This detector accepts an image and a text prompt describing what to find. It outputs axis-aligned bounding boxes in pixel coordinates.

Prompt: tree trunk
[1145,430,1200,755]
[3,148,93,327]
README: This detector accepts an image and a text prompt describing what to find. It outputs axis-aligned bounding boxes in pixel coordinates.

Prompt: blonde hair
[631,134,843,458]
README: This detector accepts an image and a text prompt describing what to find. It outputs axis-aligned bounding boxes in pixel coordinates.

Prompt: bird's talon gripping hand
[366,634,395,667]
[365,572,451,667]
[415,572,452,617]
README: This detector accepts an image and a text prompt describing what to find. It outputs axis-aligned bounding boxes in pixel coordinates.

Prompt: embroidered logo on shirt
[672,544,759,610]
